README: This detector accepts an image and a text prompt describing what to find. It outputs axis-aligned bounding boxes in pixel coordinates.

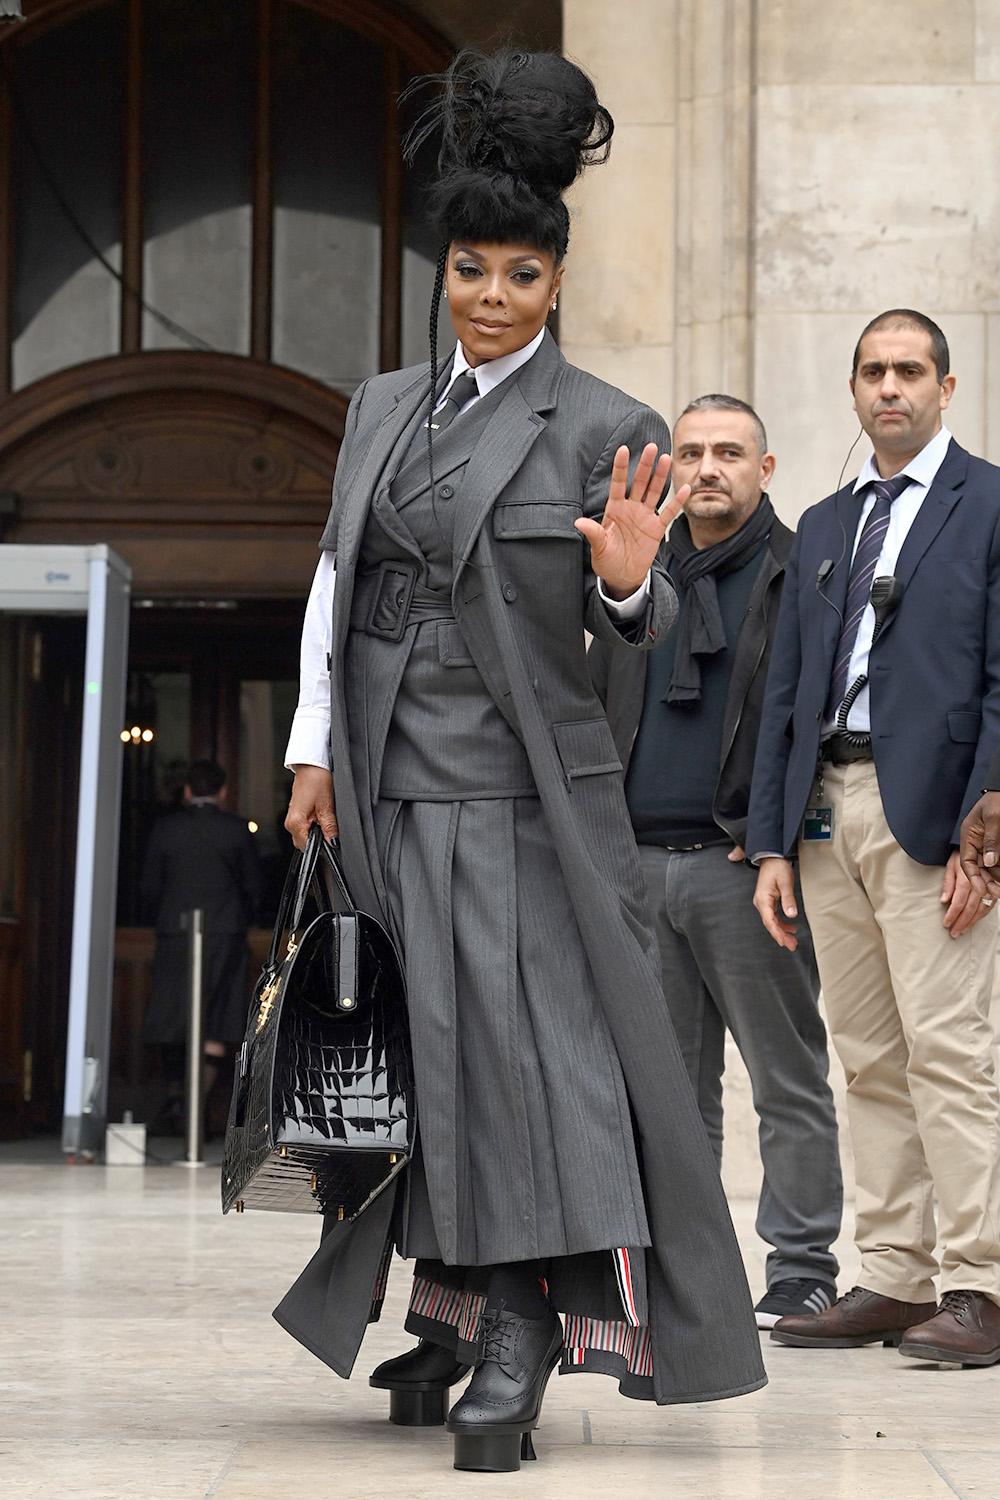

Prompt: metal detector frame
[0,544,130,1155]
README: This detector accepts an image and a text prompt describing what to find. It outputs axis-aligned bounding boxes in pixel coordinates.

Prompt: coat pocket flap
[493,502,581,540]
[947,710,982,743]
[553,718,623,778]
[437,621,475,667]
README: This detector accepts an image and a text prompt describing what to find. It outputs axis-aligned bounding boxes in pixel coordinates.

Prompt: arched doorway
[0,0,451,1138]
[0,350,353,1136]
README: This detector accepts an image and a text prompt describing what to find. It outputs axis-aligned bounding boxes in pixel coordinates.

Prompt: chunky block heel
[447,1305,562,1472]
[387,1388,449,1426]
[453,1428,528,1473]
[369,1340,472,1427]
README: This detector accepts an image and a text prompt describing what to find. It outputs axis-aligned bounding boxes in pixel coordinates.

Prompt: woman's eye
[511,269,540,284]
[455,263,482,278]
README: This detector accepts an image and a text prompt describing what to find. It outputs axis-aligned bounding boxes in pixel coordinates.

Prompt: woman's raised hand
[574,443,689,599]
[285,764,339,852]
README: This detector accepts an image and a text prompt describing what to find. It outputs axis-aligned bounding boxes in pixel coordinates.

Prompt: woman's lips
[470,319,511,336]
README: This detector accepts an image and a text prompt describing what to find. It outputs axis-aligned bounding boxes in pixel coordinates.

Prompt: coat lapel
[893,438,968,591]
[818,484,865,656]
[827,486,865,615]
[330,370,434,661]
[450,331,563,585]
[334,371,433,582]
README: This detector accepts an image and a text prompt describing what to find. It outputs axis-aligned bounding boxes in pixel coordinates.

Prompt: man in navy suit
[747,310,1000,1366]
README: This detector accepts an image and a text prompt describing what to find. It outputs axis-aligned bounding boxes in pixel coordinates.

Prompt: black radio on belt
[834,575,904,749]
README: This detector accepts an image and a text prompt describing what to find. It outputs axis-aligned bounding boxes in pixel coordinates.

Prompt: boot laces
[940,1289,976,1321]
[481,1306,516,1365]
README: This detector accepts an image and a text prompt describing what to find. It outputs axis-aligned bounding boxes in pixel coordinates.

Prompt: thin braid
[426,242,449,492]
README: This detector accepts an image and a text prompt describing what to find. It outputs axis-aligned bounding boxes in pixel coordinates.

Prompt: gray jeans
[639,843,842,1288]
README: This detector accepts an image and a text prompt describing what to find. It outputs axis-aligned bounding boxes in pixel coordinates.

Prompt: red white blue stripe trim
[563,1314,653,1377]
[408,1247,649,1375]
[613,1247,641,1327]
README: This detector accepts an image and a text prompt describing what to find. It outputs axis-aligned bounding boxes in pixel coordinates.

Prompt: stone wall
[563,0,1000,524]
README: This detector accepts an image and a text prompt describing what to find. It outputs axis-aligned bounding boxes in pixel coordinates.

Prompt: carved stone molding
[0,350,348,594]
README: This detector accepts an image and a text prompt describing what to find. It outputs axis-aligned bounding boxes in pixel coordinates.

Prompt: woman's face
[445,242,563,367]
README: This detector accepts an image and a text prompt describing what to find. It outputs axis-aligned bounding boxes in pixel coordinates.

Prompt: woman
[279,49,765,1473]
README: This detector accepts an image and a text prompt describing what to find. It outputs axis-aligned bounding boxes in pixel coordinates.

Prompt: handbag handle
[264,843,305,972]
[288,822,354,938]
[258,823,355,981]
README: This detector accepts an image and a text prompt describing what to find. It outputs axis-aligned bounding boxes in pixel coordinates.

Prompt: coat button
[438,483,454,500]
[502,583,518,603]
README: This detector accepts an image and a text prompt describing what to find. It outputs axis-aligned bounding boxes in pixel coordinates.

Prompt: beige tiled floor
[3,1162,997,1499]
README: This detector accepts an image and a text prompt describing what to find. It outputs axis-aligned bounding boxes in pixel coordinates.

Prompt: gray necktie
[429,371,479,432]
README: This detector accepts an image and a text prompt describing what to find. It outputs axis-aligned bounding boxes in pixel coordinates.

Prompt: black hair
[407,48,613,260]
[187,760,226,798]
[405,48,614,488]
[678,393,768,456]
[852,309,950,383]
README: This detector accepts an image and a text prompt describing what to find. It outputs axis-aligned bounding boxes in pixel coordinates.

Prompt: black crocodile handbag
[222,823,412,1219]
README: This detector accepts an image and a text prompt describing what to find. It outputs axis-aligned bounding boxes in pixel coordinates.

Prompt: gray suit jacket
[275,331,767,1405]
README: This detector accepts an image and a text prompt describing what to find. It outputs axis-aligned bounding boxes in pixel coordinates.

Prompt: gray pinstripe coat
[274,332,767,1405]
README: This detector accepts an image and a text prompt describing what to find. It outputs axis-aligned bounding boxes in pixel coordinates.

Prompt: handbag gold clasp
[255,973,281,1033]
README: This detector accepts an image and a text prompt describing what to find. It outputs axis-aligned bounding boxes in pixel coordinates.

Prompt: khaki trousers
[798,760,1000,1306]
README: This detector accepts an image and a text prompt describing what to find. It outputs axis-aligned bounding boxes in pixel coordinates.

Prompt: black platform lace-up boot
[369,1340,472,1425]
[446,1304,563,1471]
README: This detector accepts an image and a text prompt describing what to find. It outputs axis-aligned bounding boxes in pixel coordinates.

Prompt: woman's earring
[550,300,558,312]
[444,289,449,300]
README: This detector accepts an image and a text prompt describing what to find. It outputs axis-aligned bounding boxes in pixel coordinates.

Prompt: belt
[821,733,874,765]
[351,560,454,641]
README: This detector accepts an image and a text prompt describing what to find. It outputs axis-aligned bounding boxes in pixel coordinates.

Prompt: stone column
[560,1,679,419]
[754,0,999,518]
[561,0,757,425]
[673,0,756,409]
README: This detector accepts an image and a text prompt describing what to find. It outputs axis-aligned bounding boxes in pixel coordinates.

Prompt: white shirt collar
[853,424,953,494]
[450,326,547,399]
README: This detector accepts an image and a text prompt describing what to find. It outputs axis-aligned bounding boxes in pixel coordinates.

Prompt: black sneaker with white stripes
[754,1278,835,1329]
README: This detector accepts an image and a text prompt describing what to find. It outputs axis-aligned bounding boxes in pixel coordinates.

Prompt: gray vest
[345,382,535,802]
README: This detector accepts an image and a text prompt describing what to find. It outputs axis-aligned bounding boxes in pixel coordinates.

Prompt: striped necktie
[826,471,913,718]
[428,371,479,432]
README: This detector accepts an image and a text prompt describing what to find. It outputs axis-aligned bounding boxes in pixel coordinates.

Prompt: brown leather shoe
[899,1290,1000,1366]
[771,1284,937,1348]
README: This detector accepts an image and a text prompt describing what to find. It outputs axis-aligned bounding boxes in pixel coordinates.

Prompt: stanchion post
[178,908,205,1168]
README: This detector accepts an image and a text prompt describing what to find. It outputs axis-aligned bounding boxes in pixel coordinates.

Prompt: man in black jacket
[142,760,263,1129]
[590,394,842,1327]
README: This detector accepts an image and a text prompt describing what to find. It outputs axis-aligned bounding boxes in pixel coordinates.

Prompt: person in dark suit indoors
[748,309,1000,1366]
[589,393,843,1332]
[141,759,263,1132]
[276,48,765,1477]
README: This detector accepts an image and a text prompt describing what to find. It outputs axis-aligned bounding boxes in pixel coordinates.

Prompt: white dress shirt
[284,338,651,770]
[826,424,953,734]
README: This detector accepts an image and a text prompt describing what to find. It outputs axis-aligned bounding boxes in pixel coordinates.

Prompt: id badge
[802,806,833,841]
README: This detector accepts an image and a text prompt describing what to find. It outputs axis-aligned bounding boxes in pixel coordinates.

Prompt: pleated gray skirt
[373,794,651,1269]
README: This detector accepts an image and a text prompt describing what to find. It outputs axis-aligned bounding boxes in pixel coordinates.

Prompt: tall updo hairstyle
[404,49,614,450]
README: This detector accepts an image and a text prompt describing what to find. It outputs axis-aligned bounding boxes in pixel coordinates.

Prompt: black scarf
[665,495,775,704]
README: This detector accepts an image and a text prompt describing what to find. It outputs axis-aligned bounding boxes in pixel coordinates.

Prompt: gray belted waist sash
[351,560,454,641]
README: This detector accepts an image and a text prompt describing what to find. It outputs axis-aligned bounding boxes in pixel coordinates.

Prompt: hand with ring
[941,849,997,937]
